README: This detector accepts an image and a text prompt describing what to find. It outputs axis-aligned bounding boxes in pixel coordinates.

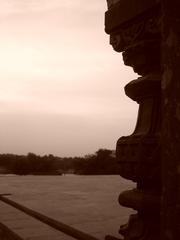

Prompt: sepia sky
[0,0,138,157]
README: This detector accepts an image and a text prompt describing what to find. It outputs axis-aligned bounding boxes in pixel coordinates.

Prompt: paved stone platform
[0,201,75,240]
[0,175,135,239]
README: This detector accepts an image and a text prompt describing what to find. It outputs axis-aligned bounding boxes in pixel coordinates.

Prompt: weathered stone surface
[106,0,121,9]
[105,0,160,35]
[161,1,180,239]
[0,201,74,240]
[105,0,162,239]
[105,0,180,239]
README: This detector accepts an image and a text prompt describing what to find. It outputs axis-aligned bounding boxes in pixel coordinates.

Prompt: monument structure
[105,0,180,239]
[0,1,180,239]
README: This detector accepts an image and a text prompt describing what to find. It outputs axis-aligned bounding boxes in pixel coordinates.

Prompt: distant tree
[0,148,119,175]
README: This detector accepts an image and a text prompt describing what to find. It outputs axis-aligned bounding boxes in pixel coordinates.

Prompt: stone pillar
[161,1,180,239]
[105,1,161,239]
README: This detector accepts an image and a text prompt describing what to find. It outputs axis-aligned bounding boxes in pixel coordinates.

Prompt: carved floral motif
[110,15,161,52]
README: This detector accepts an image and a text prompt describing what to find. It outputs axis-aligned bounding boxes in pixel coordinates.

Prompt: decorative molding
[110,14,161,52]
[105,1,162,239]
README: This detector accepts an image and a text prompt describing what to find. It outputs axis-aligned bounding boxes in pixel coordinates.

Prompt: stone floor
[0,175,135,239]
[0,200,76,240]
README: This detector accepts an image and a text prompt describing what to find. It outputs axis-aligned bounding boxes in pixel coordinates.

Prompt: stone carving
[119,213,160,240]
[110,15,161,52]
[105,0,161,239]
[117,74,161,183]
[106,0,121,9]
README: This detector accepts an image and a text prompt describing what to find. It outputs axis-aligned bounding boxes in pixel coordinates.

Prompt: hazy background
[0,0,138,157]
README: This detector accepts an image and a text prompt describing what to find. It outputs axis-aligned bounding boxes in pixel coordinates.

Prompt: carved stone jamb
[161,1,180,239]
[105,1,161,240]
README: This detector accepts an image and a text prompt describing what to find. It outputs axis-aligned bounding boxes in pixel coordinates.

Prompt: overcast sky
[0,0,138,157]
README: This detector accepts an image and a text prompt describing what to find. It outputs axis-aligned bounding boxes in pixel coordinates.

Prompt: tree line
[0,149,120,175]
